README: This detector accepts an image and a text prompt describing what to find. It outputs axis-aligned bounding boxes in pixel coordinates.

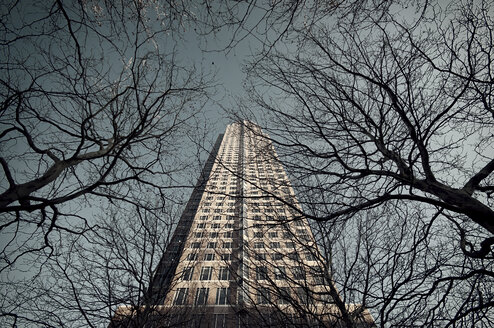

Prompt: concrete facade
[112,122,374,327]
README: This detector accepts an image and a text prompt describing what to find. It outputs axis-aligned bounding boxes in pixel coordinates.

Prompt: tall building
[112,122,374,327]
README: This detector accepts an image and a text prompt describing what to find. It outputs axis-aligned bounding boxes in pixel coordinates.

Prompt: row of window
[196,222,233,229]
[181,266,232,281]
[189,241,234,249]
[173,285,324,306]
[180,264,324,284]
[186,253,232,261]
[194,231,233,238]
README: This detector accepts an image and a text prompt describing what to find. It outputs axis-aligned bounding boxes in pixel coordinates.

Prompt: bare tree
[0,0,212,268]
[0,1,214,326]
[231,0,494,326]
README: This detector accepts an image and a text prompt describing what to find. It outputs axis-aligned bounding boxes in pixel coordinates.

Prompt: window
[224,231,233,238]
[254,242,264,249]
[218,266,231,280]
[203,209,210,213]
[274,267,286,280]
[210,232,219,238]
[269,242,280,249]
[253,231,263,238]
[207,242,217,248]
[296,287,309,304]
[257,288,270,304]
[312,266,325,285]
[191,242,201,249]
[204,253,215,261]
[221,253,232,261]
[213,215,222,220]
[283,231,291,238]
[181,267,194,280]
[255,253,267,260]
[268,231,278,238]
[288,252,300,261]
[200,267,213,280]
[197,223,205,228]
[272,253,283,261]
[306,252,316,261]
[212,223,220,229]
[195,232,204,238]
[278,287,290,305]
[286,242,295,249]
[223,242,232,248]
[195,288,209,305]
[256,266,268,280]
[187,253,198,261]
[200,216,208,220]
[173,288,188,305]
[214,314,226,328]
[215,287,230,305]
[295,220,304,226]
[293,266,305,280]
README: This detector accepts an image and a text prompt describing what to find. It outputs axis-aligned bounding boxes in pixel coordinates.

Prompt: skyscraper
[112,122,374,327]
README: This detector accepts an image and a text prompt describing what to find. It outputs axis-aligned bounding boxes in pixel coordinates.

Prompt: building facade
[112,122,374,327]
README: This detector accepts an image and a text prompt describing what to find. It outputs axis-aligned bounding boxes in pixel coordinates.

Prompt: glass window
[274,267,286,280]
[207,242,217,248]
[254,242,264,249]
[268,231,278,238]
[221,253,232,261]
[191,242,201,249]
[195,288,209,305]
[306,252,316,261]
[223,242,232,248]
[288,252,300,261]
[195,232,204,238]
[224,231,233,238]
[213,215,222,220]
[269,242,280,249]
[312,266,325,285]
[210,232,219,238]
[286,242,295,249]
[200,216,208,220]
[215,287,230,305]
[293,266,305,280]
[200,267,213,280]
[272,253,283,261]
[214,314,226,328]
[218,266,231,280]
[255,253,266,260]
[181,267,194,280]
[173,288,188,305]
[187,253,198,261]
[296,287,309,304]
[278,287,290,305]
[257,288,270,304]
[256,266,268,280]
[197,223,205,228]
[204,253,215,261]
[212,223,220,229]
